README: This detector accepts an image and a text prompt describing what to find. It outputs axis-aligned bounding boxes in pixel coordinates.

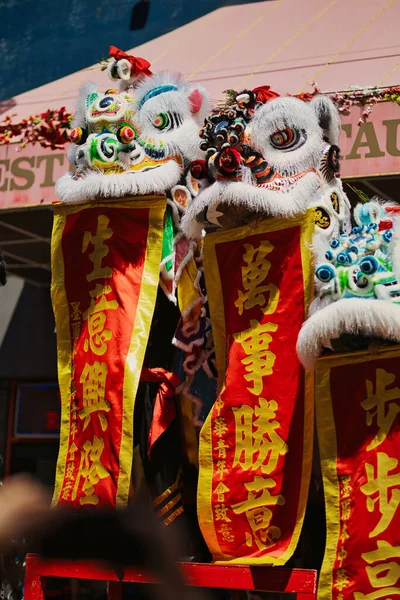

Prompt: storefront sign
[1,101,400,209]
[340,101,400,179]
[0,143,65,208]
[198,215,314,564]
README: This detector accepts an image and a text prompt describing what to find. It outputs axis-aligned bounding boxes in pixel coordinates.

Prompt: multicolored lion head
[56,52,209,205]
[297,200,400,367]
[182,88,350,238]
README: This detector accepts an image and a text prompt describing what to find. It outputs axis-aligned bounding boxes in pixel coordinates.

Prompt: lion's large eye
[153,113,169,129]
[152,112,183,131]
[270,126,305,150]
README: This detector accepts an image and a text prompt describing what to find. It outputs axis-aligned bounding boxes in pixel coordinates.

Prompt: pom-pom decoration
[190,159,208,180]
[117,125,135,144]
[69,127,87,145]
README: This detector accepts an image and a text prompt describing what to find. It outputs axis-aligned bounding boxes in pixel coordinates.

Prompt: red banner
[316,347,400,600]
[198,215,314,564]
[51,197,166,508]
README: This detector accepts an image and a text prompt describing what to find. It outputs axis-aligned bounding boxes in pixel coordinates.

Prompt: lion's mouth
[256,168,319,191]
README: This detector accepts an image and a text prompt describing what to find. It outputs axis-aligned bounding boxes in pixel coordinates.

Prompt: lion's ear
[187,85,210,124]
[310,95,341,145]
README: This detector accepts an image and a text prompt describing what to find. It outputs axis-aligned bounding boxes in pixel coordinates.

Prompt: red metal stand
[24,554,317,600]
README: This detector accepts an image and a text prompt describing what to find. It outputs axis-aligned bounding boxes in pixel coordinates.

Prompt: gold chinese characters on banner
[51,198,166,507]
[316,346,400,600]
[198,215,314,564]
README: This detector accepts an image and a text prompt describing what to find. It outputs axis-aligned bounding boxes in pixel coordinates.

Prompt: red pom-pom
[190,159,207,179]
[69,127,87,145]
[218,147,242,173]
[118,125,135,144]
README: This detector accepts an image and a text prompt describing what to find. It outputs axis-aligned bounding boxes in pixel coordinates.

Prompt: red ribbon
[253,85,280,104]
[109,46,152,78]
[140,367,181,456]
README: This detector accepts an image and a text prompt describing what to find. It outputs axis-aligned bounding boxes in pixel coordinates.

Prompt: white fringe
[181,174,321,239]
[55,161,181,204]
[296,298,400,368]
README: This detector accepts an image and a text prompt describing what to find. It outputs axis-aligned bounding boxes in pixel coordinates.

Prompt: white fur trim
[133,71,210,127]
[181,174,321,239]
[309,96,341,146]
[72,82,98,128]
[392,217,400,282]
[296,298,400,368]
[55,161,181,203]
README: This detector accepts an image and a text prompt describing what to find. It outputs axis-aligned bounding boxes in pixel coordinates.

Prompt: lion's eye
[152,112,183,131]
[270,126,305,150]
[153,113,169,129]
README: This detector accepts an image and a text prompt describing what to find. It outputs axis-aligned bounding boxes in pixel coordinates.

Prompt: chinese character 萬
[235,241,280,316]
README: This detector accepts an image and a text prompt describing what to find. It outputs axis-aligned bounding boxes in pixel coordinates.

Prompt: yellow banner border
[203,213,314,386]
[200,212,315,565]
[316,344,400,599]
[51,196,167,507]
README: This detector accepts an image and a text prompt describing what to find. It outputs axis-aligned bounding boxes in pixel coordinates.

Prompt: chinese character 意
[83,284,118,356]
[232,398,287,474]
[79,362,111,431]
[218,523,235,543]
[360,452,400,538]
[232,475,284,550]
[62,480,74,501]
[353,541,400,600]
[214,482,230,502]
[235,241,280,316]
[214,416,228,438]
[82,215,113,282]
[72,436,110,505]
[233,320,278,395]
[361,368,400,451]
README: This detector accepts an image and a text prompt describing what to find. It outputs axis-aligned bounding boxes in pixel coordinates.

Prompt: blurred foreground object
[0,475,49,551]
